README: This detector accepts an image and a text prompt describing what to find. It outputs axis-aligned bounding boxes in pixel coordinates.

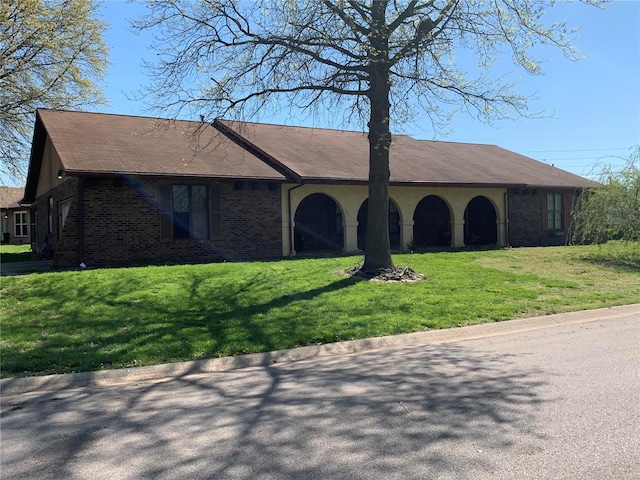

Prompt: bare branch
[321,0,370,36]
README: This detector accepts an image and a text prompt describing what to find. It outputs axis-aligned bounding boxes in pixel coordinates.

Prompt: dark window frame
[546,192,564,231]
[160,184,222,241]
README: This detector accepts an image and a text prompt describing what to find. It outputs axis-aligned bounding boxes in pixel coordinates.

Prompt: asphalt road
[1,307,638,479]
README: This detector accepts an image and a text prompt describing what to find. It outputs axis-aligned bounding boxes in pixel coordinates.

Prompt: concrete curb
[2,304,638,396]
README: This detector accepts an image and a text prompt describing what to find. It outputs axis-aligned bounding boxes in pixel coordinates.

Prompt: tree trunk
[362,6,394,274]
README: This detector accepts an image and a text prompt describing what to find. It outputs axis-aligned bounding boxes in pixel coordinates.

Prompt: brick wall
[508,189,577,247]
[38,178,584,267]
[39,176,282,268]
[34,177,80,263]
[508,189,543,246]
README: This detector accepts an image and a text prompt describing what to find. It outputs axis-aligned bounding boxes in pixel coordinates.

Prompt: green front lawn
[1,242,638,378]
[1,244,39,263]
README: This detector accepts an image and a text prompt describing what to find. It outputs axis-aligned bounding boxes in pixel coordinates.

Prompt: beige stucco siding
[281,183,507,255]
[35,137,66,198]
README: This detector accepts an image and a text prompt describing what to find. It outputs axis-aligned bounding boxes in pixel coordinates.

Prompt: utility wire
[523,147,631,153]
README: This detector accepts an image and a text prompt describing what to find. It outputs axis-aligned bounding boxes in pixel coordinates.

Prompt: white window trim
[14,211,28,237]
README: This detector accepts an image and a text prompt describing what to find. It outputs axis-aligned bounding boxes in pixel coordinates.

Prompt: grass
[0,244,39,263]
[1,242,638,378]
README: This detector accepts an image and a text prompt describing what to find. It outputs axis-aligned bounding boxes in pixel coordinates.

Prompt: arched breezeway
[294,193,343,253]
[357,199,401,251]
[282,184,507,256]
[412,195,451,248]
[464,196,498,246]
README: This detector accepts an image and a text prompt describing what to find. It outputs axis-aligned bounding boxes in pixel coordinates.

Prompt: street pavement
[0,260,52,276]
[1,305,638,479]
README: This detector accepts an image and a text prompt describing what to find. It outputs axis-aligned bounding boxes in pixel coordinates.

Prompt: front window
[547,193,563,231]
[14,211,28,237]
[160,185,219,240]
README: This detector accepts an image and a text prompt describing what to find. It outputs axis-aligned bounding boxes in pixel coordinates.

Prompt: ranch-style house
[20,109,596,268]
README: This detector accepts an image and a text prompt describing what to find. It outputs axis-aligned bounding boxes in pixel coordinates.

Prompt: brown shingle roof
[0,187,25,209]
[217,119,596,188]
[37,109,286,180]
[31,109,596,190]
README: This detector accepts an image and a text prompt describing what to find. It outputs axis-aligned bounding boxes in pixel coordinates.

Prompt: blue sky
[98,0,640,179]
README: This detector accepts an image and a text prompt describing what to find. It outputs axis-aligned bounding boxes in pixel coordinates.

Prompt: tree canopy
[135,0,605,273]
[571,147,640,244]
[0,0,108,181]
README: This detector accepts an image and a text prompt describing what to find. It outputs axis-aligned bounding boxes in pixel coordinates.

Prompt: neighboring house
[21,109,596,268]
[0,187,31,246]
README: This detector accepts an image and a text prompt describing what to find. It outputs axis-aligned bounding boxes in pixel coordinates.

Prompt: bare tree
[135,0,604,274]
[0,0,108,182]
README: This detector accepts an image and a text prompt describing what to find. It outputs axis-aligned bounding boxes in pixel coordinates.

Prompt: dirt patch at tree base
[345,265,426,282]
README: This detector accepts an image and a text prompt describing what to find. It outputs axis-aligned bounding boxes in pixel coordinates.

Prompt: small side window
[547,193,563,231]
[58,199,72,238]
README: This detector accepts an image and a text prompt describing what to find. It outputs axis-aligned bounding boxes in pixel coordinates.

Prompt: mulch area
[345,265,426,282]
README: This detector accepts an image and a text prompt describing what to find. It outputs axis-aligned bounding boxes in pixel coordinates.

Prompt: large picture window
[547,193,563,231]
[14,211,28,237]
[160,185,221,240]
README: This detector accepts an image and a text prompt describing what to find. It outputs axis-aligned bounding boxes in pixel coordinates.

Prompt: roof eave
[520,183,596,189]
[22,110,48,203]
[390,181,527,189]
[298,178,530,189]
[61,169,287,182]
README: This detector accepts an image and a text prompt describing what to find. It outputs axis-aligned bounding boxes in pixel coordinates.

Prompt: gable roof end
[29,109,288,184]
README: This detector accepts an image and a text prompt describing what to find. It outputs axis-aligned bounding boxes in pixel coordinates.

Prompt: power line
[538,156,628,161]
[522,147,631,153]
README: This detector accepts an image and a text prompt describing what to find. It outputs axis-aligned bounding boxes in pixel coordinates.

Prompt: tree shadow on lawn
[580,250,640,272]
[0,343,549,479]
[177,272,370,356]
[1,272,367,376]
[0,250,40,263]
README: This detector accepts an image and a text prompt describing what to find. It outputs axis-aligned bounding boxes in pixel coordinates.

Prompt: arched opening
[412,195,451,248]
[357,199,401,251]
[294,193,343,253]
[464,196,498,246]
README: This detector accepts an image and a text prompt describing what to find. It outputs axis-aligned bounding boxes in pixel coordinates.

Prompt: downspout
[504,190,510,247]
[287,183,304,255]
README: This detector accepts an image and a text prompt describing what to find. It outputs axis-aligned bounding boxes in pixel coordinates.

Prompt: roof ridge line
[213,119,302,182]
[218,118,371,136]
[36,107,202,125]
